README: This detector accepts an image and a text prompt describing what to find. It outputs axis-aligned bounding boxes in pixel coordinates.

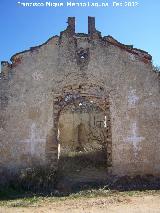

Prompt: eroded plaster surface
[0,17,160,176]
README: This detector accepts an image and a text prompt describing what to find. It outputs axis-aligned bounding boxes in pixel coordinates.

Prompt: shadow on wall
[1,166,160,199]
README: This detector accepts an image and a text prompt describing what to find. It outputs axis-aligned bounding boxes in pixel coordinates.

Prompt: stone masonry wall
[0,17,160,176]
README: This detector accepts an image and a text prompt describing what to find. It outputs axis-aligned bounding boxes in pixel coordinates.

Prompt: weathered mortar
[0,17,160,176]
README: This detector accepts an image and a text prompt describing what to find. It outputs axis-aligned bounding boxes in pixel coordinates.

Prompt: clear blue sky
[0,0,160,66]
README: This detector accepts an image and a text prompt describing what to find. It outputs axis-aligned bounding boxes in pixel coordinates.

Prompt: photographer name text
[17,1,139,8]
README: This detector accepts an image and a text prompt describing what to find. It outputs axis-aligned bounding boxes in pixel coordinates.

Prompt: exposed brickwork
[46,87,112,171]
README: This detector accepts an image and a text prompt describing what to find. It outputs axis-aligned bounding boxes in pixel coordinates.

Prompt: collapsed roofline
[7,17,151,66]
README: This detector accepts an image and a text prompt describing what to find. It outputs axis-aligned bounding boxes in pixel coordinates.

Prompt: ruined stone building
[0,17,160,178]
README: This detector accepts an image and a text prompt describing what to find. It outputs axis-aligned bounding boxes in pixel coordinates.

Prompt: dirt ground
[1,194,160,213]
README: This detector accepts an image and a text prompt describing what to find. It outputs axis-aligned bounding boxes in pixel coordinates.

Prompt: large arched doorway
[53,93,112,191]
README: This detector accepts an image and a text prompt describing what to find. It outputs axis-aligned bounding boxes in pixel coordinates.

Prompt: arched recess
[45,89,112,173]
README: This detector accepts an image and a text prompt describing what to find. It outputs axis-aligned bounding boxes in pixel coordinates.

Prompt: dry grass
[0,189,160,208]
